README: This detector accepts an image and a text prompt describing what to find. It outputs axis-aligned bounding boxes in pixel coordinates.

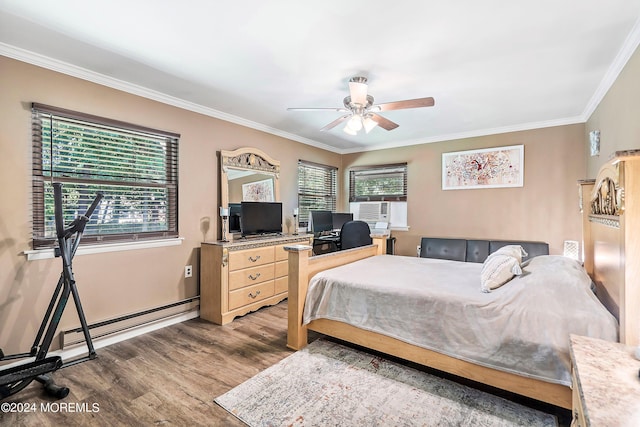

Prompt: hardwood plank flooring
[1,301,571,426]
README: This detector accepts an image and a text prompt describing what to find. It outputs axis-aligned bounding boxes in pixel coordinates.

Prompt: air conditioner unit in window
[355,201,390,222]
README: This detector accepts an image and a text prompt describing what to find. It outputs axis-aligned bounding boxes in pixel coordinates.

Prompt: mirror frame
[220,146,281,212]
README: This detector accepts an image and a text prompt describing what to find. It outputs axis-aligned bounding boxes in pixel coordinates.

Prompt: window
[297,160,337,225]
[31,103,179,249]
[349,163,407,202]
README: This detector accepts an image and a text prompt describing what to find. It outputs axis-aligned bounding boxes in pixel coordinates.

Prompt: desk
[570,334,640,426]
[312,234,340,255]
[313,234,394,255]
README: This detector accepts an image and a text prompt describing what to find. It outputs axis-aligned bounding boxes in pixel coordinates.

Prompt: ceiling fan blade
[374,97,435,112]
[320,114,351,131]
[370,114,399,131]
[287,107,349,112]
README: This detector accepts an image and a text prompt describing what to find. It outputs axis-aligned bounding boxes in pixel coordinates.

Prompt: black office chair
[339,220,372,250]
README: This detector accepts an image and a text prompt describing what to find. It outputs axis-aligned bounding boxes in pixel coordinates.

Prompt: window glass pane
[42,182,171,238]
[349,164,407,202]
[42,116,170,183]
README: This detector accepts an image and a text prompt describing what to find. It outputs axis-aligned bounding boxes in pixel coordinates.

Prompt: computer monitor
[310,210,333,236]
[332,212,353,231]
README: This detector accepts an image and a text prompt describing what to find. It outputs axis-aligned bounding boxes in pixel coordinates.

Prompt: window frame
[349,163,408,202]
[31,103,180,250]
[297,160,338,226]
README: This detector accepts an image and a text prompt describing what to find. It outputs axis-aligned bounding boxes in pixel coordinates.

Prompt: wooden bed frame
[285,150,640,411]
[579,150,640,347]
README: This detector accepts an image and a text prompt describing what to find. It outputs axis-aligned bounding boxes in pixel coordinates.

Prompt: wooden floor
[1,301,571,426]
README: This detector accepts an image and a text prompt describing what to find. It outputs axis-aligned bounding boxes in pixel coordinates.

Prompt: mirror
[219,147,281,238]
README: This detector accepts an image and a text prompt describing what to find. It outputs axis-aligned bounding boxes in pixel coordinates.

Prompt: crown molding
[581,16,640,120]
[339,116,585,154]
[0,42,342,154]
[3,16,639,157]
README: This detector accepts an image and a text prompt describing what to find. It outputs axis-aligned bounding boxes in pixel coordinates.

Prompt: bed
[285,150,640,410]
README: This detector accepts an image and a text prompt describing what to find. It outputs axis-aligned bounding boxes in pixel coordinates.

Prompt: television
[228,203,242,232]
[240,202,283,236]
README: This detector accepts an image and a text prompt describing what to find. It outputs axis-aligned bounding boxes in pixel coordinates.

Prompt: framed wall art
[242,178,275,202]
[442,144,524,190]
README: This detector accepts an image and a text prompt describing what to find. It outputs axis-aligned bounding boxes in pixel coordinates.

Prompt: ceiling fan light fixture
[348,77,368,106]
[343,125,358,135]
[287,76,434,135]
[363,115,378,133]
[347,115,363,131]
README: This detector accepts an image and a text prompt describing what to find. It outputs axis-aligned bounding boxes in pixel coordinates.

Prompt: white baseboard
[59,310,201,361]
[0,310,200,370]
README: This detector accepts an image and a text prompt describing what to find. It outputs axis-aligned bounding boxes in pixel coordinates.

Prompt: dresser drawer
[228,281,274,310]
[275,244,289,261]
[229,246,275,271]
[229,264,275,291]
[274,260,288,278]
[275,276,288,294]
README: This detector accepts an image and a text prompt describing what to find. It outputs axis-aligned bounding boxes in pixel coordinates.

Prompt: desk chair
[339,220,372,250]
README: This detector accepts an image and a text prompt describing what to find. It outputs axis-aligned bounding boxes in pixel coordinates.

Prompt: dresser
[200,234,313,325]
[570,334,640,426]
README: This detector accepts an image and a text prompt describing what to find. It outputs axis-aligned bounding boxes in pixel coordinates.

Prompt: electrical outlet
[184,265,192,278]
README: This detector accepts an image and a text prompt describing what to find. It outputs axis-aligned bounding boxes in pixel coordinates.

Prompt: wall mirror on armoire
[219,147,281,241]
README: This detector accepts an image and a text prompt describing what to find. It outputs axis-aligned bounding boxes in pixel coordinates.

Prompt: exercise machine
[0,183,103,399]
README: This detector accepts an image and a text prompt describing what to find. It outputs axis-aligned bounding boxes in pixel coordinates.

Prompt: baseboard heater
[60,297,200,349]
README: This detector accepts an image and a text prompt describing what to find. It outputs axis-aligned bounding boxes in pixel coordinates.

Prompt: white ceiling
[1,1,640,154]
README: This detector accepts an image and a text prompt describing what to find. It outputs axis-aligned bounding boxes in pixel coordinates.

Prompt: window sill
[24,237,185,261]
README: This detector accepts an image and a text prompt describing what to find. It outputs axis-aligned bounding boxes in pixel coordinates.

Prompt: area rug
[214,339,557,427]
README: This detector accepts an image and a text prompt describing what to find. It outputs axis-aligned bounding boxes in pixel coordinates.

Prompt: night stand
[569,334,640,426]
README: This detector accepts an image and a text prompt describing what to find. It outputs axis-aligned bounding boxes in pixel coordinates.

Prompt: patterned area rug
[215,339,557,427]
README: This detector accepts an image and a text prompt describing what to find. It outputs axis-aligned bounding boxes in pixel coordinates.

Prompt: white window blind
[297,160,337,224]
[32,103,179,249]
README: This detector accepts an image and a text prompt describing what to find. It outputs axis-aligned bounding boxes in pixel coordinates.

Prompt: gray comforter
[303,254,618,386]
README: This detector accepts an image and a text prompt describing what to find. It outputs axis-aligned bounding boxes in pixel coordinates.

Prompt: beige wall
[343,124,586,257]
[586,44,640,177]
[0,56,341,353]
[0,52,601,354]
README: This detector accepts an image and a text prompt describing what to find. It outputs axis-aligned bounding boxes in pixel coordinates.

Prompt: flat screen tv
[240,201,283,236]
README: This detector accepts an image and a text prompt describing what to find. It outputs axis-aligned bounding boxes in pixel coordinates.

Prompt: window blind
[349,163,407,202]
[32,103,179,249]
[297,160,337,224]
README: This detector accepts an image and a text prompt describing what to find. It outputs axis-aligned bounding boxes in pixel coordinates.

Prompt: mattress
[303,254,618,386]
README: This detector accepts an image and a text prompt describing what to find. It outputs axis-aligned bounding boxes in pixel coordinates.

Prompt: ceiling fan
[287,76,435,135]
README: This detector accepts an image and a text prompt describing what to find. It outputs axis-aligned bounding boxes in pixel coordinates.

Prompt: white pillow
[492,245,528,263]
[480,250,525,292]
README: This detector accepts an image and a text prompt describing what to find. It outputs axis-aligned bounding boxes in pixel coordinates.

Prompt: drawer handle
[248,273,261,281]
[248,290,261,299]
[248,255,261,262]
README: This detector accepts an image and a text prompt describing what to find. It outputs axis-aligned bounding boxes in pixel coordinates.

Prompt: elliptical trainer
[0,182,103,399]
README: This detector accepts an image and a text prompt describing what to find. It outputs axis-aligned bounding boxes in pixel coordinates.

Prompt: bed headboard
[419,237,549,263]
[579,150,640,346]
